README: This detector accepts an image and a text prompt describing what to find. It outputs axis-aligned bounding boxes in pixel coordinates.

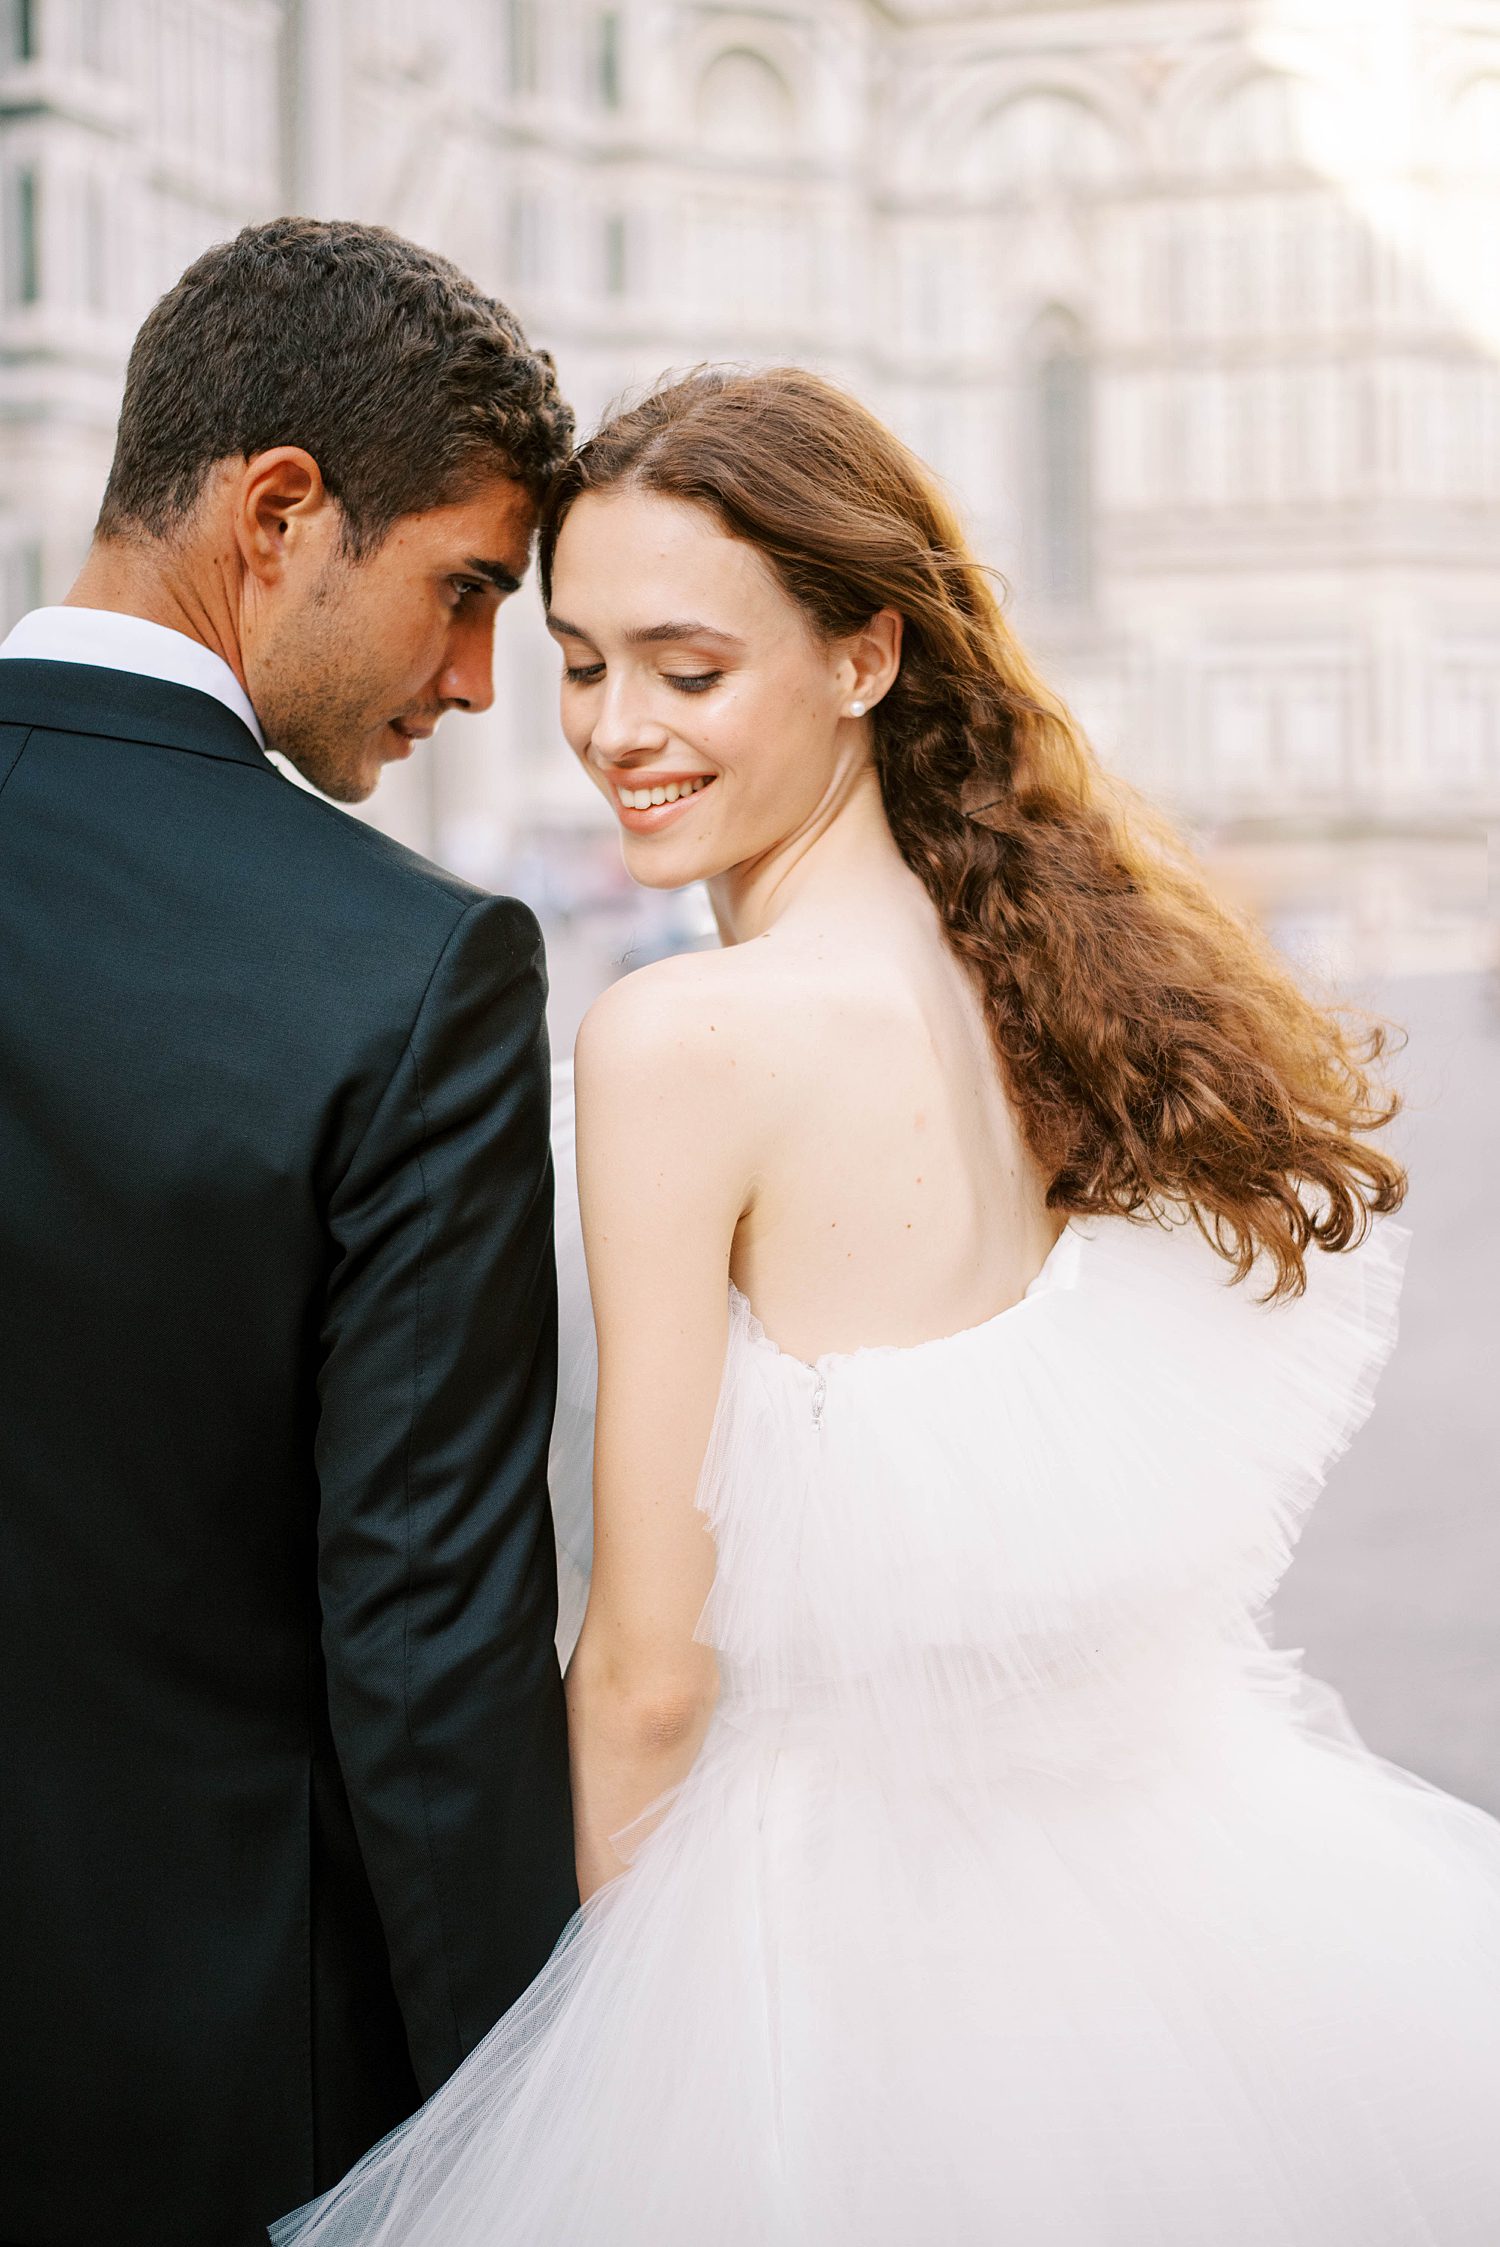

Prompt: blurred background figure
[1,0,1494,1802]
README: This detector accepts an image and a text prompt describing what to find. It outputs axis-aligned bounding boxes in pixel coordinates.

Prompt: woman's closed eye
[564,664,723,695]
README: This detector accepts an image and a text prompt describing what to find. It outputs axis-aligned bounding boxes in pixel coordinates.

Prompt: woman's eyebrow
[624,620,745,649]
[544,613,745,649]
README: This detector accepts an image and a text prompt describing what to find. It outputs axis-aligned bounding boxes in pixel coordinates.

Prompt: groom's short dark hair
[97,216,574,555]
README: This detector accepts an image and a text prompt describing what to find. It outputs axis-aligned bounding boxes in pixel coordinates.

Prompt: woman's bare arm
[565,957,764,1900]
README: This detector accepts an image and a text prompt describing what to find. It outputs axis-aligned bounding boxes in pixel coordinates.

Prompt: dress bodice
[548,1060,1405,1749]
[697,1207,1402,1749]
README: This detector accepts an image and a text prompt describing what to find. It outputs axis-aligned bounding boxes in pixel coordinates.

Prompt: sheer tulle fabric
[272,1072,1500,2244]
[545,1061,595,1666]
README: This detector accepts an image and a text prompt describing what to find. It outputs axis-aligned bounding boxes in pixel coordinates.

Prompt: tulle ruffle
[695,1207,1406,1757]
[547,1061,595,1663]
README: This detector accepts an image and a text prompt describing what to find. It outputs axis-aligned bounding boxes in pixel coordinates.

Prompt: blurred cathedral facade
[3,0,1499,890]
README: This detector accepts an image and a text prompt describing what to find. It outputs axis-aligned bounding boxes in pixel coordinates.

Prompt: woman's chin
[618,836,719,891]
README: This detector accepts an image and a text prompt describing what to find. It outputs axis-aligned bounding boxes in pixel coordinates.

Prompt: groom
[0,219,578,2246]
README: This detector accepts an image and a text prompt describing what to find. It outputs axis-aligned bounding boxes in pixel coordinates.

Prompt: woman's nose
[589,674,667,760]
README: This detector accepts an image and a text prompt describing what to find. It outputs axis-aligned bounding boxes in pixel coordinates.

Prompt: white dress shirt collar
[0,606,266,750]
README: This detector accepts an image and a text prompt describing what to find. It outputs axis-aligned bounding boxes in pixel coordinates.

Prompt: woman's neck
[706,762,920,948]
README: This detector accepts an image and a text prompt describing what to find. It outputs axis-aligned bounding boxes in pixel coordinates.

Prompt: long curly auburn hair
[538,365,1405,1298]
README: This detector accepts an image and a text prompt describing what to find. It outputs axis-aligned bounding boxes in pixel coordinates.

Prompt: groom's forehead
[388,474,537,579]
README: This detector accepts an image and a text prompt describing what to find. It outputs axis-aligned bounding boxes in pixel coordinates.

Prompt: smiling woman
[266,360,1500,2247]
[539,366,1403,1295]
[543,488,899,888]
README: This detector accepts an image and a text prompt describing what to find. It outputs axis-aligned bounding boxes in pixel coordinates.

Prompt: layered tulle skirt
[273,1636,1500,2246]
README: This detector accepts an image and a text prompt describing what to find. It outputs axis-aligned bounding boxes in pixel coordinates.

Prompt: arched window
[1189,73,1315,181]
[3,162,40,306]
[81,170,107,312]
[77,0,105,71]
[966,93,1122,199]
[506,190,543,287]
[1448,78,1500,179]
[597,10,623,111]
[506,0,539,98]
[2,535,42,630]
[4,1,36,64]
[695,48,796,157]
[601,209,628,298]
[1024,311,1093,607]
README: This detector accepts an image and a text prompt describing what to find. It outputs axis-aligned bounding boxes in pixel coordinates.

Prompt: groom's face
[248,474,538,804]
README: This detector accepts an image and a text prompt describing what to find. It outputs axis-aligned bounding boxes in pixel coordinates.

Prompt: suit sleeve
[315,892,577,2095]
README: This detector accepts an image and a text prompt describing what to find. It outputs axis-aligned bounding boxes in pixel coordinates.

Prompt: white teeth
[619,777,712,810]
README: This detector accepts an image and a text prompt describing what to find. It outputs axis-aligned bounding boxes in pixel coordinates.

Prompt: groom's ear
[235,447,334,587]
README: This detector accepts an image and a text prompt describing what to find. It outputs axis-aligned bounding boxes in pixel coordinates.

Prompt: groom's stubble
[251,541,397,804]
[246,472,539,806]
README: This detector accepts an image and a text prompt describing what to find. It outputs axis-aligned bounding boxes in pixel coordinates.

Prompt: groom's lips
[387,718,438,756]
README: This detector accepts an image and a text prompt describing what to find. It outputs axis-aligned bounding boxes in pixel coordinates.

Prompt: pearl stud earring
[849,700,867,717]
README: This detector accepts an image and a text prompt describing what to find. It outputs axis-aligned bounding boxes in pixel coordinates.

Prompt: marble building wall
[2,0,1497,881]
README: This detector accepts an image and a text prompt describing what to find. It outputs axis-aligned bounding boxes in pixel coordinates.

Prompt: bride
[274,368,1500,2244]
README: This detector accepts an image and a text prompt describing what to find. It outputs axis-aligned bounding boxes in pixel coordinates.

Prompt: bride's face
[546,488,867,891]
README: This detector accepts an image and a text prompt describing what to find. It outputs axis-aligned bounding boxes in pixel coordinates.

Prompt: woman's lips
[612,777,717,833]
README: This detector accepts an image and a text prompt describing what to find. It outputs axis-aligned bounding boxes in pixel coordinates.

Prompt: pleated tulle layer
[698,1209,1407,1720]
[270,1075,1500,2242]
[274,1691,1500,2245]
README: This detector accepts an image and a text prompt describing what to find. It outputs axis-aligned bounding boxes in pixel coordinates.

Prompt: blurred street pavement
[1270,971,1500,1815]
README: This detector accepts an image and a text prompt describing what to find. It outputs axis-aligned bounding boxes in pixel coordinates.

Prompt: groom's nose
[434,614,498,716]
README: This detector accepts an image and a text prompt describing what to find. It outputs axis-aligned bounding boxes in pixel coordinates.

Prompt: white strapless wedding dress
[274,1064,1500,2245]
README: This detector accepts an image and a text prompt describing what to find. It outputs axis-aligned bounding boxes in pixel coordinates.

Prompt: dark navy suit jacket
[0,659,576,2246]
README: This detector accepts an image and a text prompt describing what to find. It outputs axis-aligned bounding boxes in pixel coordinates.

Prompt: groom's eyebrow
[465,557,525,594]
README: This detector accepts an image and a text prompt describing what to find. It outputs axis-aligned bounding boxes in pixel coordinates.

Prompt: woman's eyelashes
[562,663,723,696]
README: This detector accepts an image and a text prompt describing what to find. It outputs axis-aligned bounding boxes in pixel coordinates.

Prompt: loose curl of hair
[539,366,1405,1298]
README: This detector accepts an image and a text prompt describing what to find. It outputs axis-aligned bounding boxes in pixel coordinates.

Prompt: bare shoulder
[575,943,789,1086]
[573,929,912,1177]
[574,944,792,1182]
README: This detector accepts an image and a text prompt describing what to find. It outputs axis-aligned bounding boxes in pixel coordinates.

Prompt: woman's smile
[609,772,718,831]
